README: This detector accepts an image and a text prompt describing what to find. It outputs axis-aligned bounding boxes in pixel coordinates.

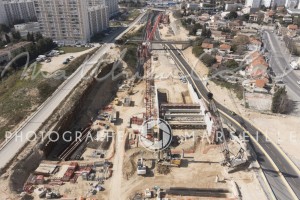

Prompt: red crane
[141,13,163,121]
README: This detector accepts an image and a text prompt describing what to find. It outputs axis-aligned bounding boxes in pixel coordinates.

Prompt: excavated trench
[44,63,123,160]
[8,62,125,193]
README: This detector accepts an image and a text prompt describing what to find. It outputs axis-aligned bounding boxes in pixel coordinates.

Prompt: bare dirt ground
[121,141,267,200]
[116,36,268,200]
[172,13,300,169]
[182,47,300,168]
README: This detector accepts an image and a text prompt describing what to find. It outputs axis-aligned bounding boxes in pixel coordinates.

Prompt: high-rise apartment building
[88,4,109,36]
[89,0,119,17]
[245,0,262,8]
[0,0,36,25]
[285,0,299,8]
[105,0,119,17]
[34,0,90,45]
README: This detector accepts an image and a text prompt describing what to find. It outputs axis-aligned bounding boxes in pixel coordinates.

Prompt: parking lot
[40,44,100,73]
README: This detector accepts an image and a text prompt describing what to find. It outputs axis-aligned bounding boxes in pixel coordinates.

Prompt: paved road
[0,13,146,170]
[155,26,300,198]
[167,45,300,199]
[263,30,300,115]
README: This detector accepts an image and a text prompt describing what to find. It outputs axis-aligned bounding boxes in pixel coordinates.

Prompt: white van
[290,61,299,70]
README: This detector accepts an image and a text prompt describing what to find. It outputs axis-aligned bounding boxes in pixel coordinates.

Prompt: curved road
[156,27,300,199]
[263,30,300,115]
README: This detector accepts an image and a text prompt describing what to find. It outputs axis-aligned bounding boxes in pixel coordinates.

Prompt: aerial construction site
[0,10,277,200]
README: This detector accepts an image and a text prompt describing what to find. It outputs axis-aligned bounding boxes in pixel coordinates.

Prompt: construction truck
[137,158,147,175]
[158,148,181,167]
[114,97,119,106]
[144,188,152,198]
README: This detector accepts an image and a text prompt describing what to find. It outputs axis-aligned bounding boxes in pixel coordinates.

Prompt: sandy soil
[160,12,196,43]
[41,44,100,74]
[182,46,300,169]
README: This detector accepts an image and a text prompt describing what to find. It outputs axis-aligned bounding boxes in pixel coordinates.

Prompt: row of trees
[11,32,56,69]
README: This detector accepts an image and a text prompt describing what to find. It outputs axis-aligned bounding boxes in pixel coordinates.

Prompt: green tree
[5,34,10,43]
[201,53,216,67]
[0,24,10,33]
[271,87,289,113]
[35,32,43,41]
[226,11,238,19]
[11,30,21,40]
[27,32,35,42]
[26,43,38,59]
[225,59,239,68]
[192,46,204,57]
[201,26,211,38]
[241,14,250,21]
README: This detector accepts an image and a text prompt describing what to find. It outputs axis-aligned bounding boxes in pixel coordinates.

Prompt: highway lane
[0,13,146,170]
[161,38,300,199]
[263,30,300,114]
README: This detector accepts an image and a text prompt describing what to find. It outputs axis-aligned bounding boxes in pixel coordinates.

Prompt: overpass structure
[128,39,192,50]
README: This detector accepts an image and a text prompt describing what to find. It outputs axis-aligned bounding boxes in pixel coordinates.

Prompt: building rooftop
[288,24,298,30]
[219,44,231,50]
[250,37,262,45]
[255,79,268,88]
[201,43,213,49]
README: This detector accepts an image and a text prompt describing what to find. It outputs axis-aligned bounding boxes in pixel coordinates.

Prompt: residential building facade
[88,4,109,36]
[89,0,119,17]
[14,22,39,37]
[34,0,91,45]
[245,0,261,8]
[0,0,36,26]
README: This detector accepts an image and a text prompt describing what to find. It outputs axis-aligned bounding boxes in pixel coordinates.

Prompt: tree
[232,35,250,45]
[5,34,11,43]
[271,87,289,113]
[11,31,21,40]
[26,43,38,59]
[192,46,204,57]
[225,59,239,68]
[201,26,211,38]
[27,32,35,42]
[0,38,6,48]
[201,53,216,67]
[226,11,238,20]
[241,14,250,21]
[0,24,10,33]
[35,32,43,41]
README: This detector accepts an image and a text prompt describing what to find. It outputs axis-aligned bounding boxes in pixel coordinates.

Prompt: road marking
[166,44,299,200]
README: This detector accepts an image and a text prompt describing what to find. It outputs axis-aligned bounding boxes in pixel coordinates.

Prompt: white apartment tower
[88,4,109,36]
[89,0,119,17]
[0,0,36,25]
[105,0,119,17]
[245,0,262,8]
[34,0,91,45]
[285,0,299,8]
